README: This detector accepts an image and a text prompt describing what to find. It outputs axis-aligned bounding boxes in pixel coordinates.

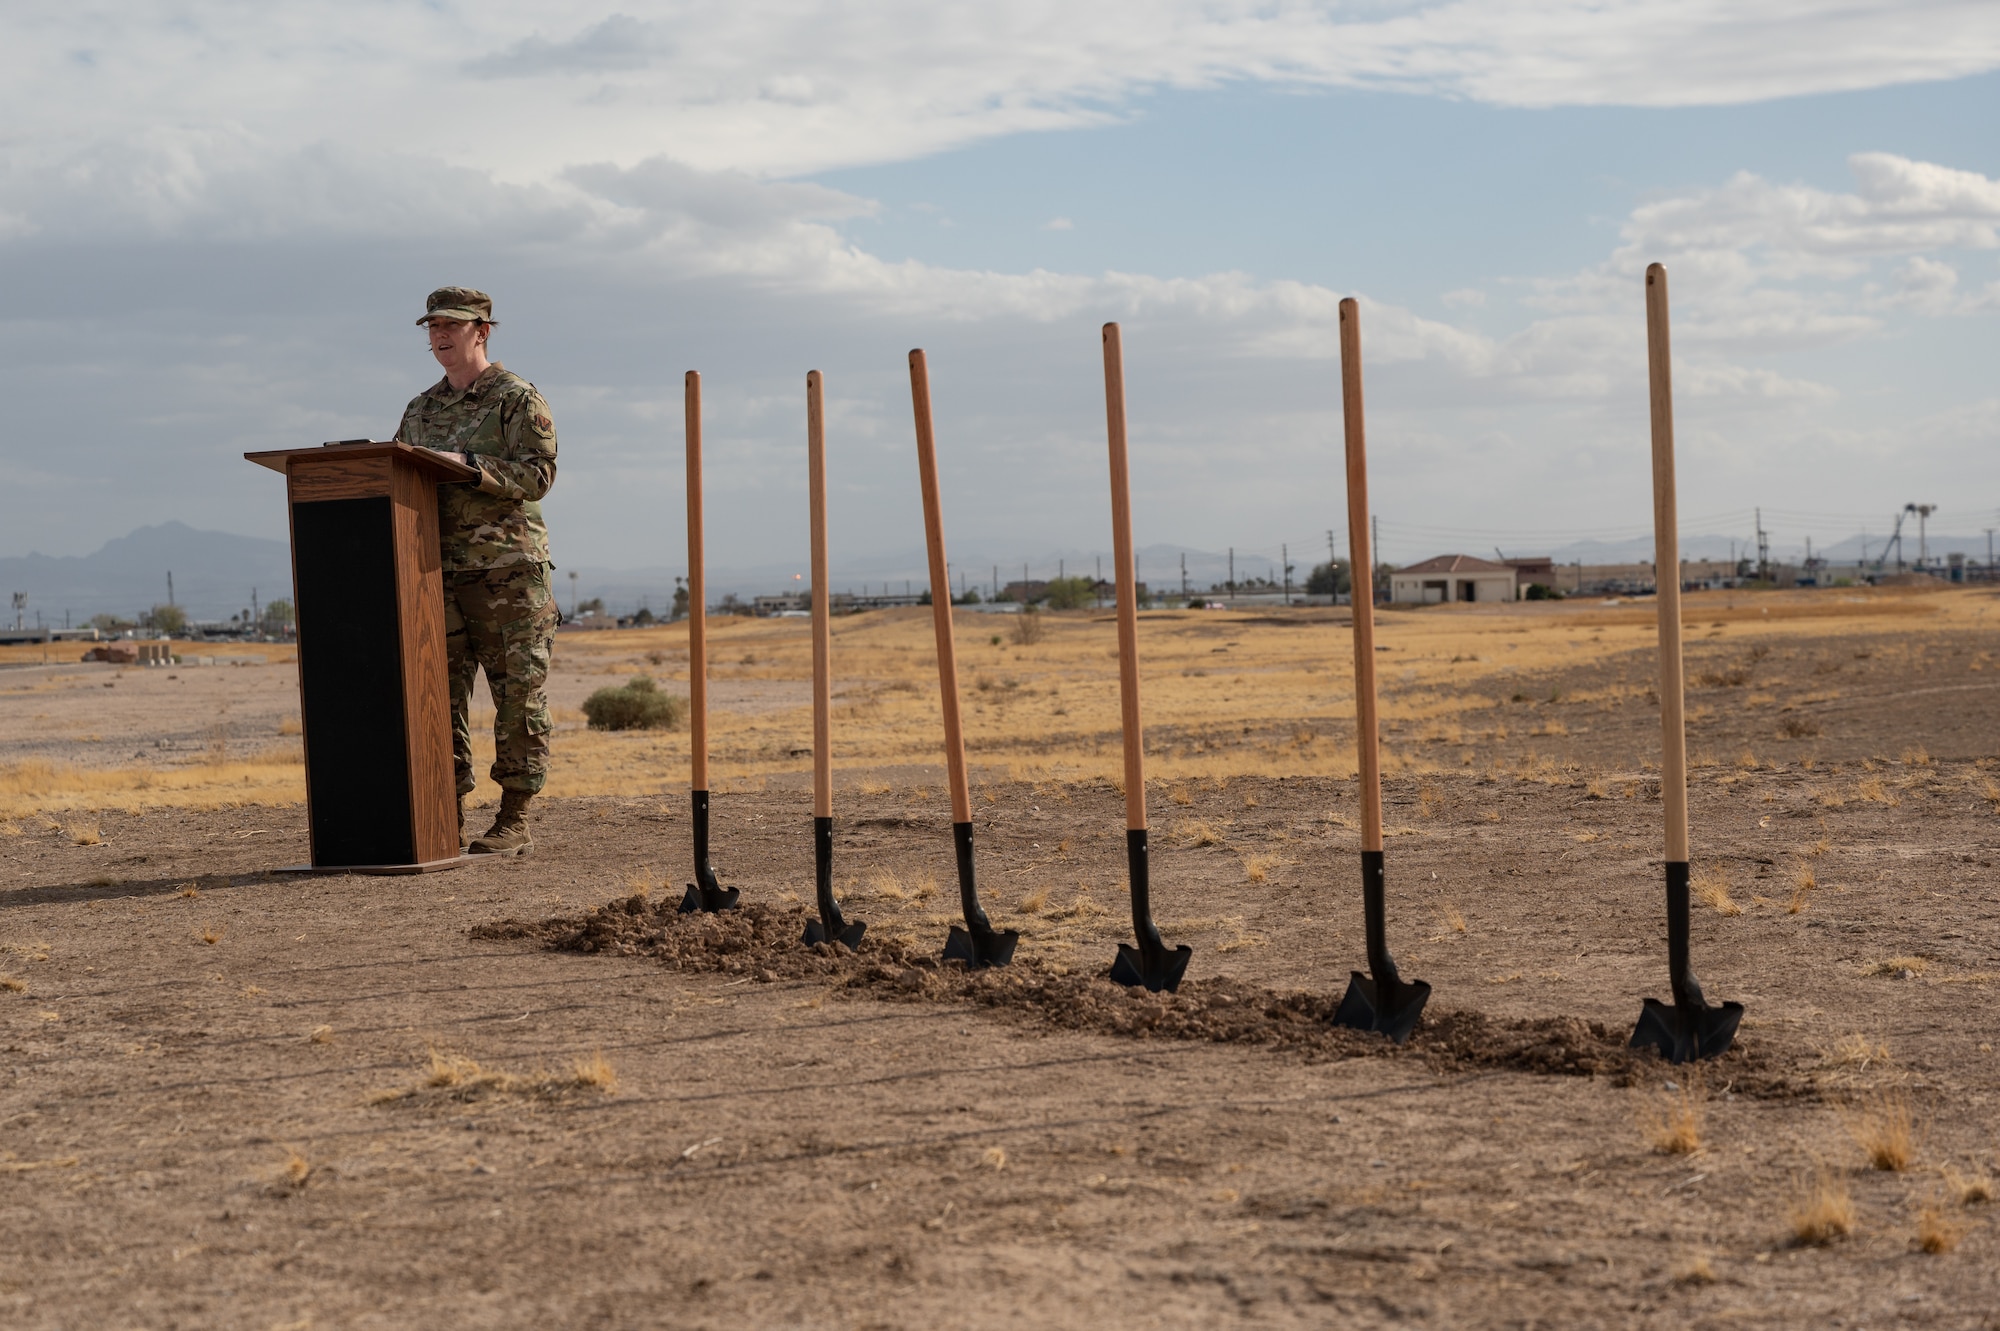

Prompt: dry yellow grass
[1173,819,1225,848]
[308,1025,333,1044]
[277,1147,313,1193]
[1788,865,1817,914]
[1639,1077,1705,1155]
[371,1046,619,1106]
[1672,1255,1717,1286]
[66,819,102,846]
[1438,903,1468,933]
[1825,1033,1889,1068]
[1864,956,1930,978]
[1916,1203,1968,1254]
[1692,864,1742,917]
[1842,1090,1917,1171]
[1941,1166,1993,1206]
[571,1050,619,1094]
[1856,776,1900,806]
[4,587,1987,814]
[1242,855,1277,884]
[198,924,224,945]
[1789,1173,1856,1246]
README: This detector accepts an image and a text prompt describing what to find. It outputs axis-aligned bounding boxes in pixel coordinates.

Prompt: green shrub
[582,675,686,731]
[1042,576,1097,610]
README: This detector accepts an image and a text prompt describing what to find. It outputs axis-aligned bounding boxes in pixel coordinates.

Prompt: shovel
[1329,299,1431,1043]
[801,370,865,948]
[1098,324,1193,992]
[679,370,740,915]
[908,349,1018,969]
[1629,264,1744,1063]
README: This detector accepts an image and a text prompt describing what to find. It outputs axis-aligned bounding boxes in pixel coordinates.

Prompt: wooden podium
[246,441,480,873]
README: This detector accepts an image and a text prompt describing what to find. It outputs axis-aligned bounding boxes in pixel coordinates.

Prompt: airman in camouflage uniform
[396,287,559,855]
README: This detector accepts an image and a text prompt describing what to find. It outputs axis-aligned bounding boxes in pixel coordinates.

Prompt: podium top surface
[245,440,482,484]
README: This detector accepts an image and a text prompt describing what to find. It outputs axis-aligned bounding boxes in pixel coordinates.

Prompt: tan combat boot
[470,790,534,856]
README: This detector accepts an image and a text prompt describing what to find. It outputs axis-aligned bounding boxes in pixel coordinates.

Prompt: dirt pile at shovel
[475,895,1801,1093]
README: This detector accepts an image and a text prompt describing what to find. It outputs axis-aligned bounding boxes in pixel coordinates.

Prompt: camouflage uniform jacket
[395,362,558,571]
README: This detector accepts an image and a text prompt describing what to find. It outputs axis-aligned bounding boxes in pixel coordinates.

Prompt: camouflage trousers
[445,563,558,796]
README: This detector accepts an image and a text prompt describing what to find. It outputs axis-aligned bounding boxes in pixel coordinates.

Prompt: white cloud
[0,3,1996,568]
[5,3,1998,185]
[1043,217,1075,231]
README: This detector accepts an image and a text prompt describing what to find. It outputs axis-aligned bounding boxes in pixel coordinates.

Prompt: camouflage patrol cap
[416,286,499,326]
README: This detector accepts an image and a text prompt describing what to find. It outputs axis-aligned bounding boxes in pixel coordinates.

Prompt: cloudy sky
[4,0,1998,586]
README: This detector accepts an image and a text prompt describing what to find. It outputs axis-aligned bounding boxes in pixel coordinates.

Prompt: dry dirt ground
[3,592,1999,1329]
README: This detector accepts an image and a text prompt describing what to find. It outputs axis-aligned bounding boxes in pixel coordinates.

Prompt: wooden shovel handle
[908,350,974,825]
[1338,299,1383,853]
[1103,324,1148,832]
[808,371,833,820]
[1646,265,1690,863]
[685,371,708,791]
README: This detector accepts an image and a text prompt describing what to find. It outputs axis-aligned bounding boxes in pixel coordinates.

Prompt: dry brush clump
[1692,864,1743,917]
[1788,1172,1857,1246]
[1941,1166,1993,1206]
[1842,1089,1917,1171]
[1916,1201,1970,1254]
[370,1046,621,1107]
[1638,1075,1706,1155]
[1787,864,1817,914]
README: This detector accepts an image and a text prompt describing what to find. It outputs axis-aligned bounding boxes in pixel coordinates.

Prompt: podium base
[273,854,476,877]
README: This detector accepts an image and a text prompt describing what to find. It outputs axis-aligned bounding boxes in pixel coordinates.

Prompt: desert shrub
[1011,607,1045,645]
[1524,583,1563,601]
[582,675,686,731]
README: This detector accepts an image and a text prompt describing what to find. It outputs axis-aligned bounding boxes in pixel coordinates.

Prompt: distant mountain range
[6,523,1991,626]
[1,522,294,625]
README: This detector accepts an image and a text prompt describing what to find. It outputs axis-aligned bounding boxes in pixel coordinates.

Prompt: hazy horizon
[3,3,1995,578]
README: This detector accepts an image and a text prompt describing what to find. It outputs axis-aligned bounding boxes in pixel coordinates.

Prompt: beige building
[1390,554,1519,604]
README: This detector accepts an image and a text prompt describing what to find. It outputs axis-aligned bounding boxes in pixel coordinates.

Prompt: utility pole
[1227,547,1235,602]
[1095,555,1102,608]
[1986,528,1995,573]
[9,593,22,631]
[1755,509,1770,584]
[992,565,998,600]
[1180,552,1187,599]
[1282,542,1291,605]
[167,571,175,608]
[569,569,579,617]
[1372,515,1381,605]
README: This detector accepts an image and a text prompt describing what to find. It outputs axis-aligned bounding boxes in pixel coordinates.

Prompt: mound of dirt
[476,895,1800,1094]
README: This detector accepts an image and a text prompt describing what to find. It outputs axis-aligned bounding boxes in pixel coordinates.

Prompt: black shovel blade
[803,917,867,949]
[943,923,1019,969]
[1109,942,1193,993]
[1332,970,1432,1044]
[679,882,741,914]
[1630,997,1744,1064]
